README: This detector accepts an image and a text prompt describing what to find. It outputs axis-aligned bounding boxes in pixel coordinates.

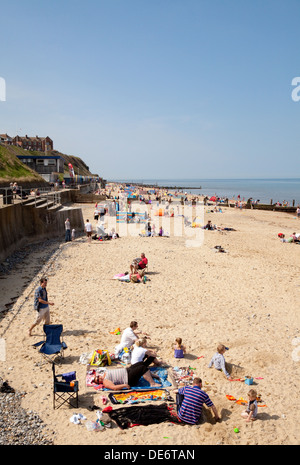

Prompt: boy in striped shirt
[177,378,220,424]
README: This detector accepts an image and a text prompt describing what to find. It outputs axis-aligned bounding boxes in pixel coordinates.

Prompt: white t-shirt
[115,327,138,356]
[131,346,147,365]
[120,327,138,347]
[85,222,92,232]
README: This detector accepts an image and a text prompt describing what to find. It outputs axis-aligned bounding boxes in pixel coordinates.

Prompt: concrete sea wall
[0,203,84,263]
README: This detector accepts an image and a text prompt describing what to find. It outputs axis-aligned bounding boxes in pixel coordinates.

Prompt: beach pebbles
[0,377,53,445]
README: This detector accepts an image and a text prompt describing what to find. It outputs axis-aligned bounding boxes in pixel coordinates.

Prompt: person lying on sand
[92,360,161,390]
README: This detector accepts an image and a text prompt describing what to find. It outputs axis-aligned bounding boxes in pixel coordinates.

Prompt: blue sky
[1,0,299,180]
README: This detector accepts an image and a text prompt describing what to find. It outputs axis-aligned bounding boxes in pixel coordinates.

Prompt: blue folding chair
[33,324,67,364]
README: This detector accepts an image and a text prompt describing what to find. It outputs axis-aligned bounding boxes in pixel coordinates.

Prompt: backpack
[33,287,40,311]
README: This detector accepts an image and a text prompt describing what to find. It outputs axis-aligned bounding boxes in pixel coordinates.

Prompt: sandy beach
[0,197,300,446]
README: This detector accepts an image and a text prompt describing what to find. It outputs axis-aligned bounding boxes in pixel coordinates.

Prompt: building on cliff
[12,135,53,152]
[15,154,64,182]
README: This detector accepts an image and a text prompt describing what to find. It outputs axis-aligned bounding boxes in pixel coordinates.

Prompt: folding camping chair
[52,363,79,409]
[33,324,67,364]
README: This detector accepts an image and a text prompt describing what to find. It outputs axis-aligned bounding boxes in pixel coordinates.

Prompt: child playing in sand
[241,389,258,421]
[208,344,231,379]
[173,338,186,359]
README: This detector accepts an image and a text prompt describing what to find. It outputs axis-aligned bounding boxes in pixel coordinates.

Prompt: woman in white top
[131,338,161,366]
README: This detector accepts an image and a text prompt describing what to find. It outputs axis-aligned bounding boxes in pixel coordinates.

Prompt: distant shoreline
[107,178,300,205]
[107,180,202,190]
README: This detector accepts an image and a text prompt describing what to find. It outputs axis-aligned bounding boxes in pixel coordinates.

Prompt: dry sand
[0,201,300,446]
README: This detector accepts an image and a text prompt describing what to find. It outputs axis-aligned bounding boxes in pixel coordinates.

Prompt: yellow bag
[90,349,111,367]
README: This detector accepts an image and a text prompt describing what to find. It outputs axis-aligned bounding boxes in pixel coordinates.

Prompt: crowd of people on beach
[25,181,300,432]
[29,269,260,426]
[87,320,259,424]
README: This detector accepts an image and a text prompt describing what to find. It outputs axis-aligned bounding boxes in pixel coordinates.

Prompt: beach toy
[234,427,239,433]
[226,395,236,401]
[110,327,121,335]
[245,376,253,385]
[236,397,247,405]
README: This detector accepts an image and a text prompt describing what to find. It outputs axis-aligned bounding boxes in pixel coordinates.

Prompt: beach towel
[113,273,130,282]
[108,388,172,405]
[113,273,149,283]
[107,403,180,429]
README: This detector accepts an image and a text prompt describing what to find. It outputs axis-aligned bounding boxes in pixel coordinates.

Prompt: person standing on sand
[65,218,71,242]
[84,219,92,243]
[29,278,54,336]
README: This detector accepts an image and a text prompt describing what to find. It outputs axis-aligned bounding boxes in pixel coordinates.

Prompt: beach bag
[33,287,40,311]
[90,350,111,367]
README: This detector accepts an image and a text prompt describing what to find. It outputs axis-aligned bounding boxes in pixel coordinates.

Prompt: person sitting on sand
[241,389,258,422]
[175,377,220,424]
[114,321,149,357]
[280,233,297,243]
[92,359,161,390]
[203,220,216,230]
[208,344,232,380]
[173,337,186,359]
[131,338,162,366]
[291,232,300,242]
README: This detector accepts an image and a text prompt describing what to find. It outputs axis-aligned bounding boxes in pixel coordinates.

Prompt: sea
[113,178,300,206]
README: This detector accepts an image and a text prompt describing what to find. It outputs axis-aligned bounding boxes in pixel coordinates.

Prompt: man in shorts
[29,278,54,336]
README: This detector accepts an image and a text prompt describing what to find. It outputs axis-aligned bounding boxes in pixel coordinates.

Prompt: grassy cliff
[0,144,46,185]
[0,144,96,186]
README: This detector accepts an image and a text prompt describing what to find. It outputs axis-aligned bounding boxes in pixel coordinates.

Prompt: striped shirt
[178,385,214,424]
[105,368,128,385]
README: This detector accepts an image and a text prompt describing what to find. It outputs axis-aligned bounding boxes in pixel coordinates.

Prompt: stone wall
[74,193,106,203]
